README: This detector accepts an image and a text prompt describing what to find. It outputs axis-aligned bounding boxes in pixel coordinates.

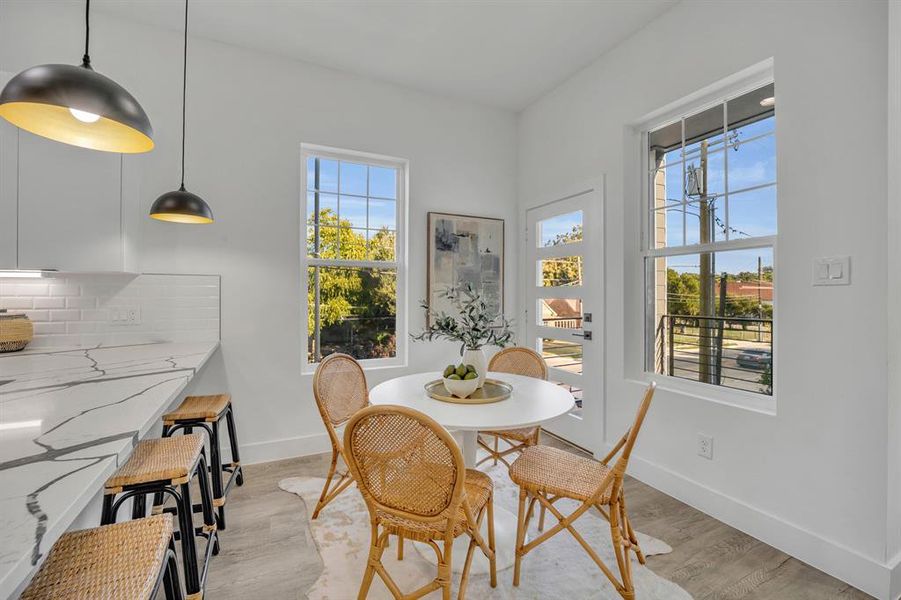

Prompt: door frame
[519,176,605,453]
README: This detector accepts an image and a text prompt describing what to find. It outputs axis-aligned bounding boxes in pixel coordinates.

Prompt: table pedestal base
[412,502,518,574]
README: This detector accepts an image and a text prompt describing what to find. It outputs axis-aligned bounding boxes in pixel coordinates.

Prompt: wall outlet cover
[698,433,714,460]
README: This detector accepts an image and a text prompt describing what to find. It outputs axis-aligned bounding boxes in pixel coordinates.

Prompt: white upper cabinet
[16,130,124,272]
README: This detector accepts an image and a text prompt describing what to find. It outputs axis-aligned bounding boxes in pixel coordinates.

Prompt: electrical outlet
[125,307,141,325]
[697,433,713,460]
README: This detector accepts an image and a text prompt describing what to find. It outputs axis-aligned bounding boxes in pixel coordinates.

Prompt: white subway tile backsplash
[1,274,220,348]
[66,297,97,309]
[33,297,66,309]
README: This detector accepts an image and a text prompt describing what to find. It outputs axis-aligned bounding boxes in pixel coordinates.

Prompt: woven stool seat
[106,434,204,491]
[376,469,493,542]
[163,394,231,424]
[21,514,174,600]
[510,445,613,504]
[481,426,538,443]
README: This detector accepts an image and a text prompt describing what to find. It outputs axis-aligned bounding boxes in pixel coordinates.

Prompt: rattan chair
[343,405,497,600]
[312,353,370,519]
[477,347,548,468]
[509,383,656,600]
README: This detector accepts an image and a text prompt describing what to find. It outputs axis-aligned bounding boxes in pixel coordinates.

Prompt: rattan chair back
[488,346,548,380]
[313,353,369,428]
[343,404,466,521]
[613,382,656,472]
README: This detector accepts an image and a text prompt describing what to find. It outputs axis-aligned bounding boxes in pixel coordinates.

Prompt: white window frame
[638,61,777,406]
[300,143,408,373]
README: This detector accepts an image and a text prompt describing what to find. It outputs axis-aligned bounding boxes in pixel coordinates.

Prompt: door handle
[573,331,592,341]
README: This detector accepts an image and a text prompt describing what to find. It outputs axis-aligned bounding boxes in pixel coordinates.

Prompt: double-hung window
[643,82,776,396]
[301,145,406,369]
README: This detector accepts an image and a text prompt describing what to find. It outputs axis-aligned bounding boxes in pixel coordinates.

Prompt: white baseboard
[239,432,330,465]
[625,453,893,600]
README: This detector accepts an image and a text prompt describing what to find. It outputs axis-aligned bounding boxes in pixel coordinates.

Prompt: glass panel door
[526,185,603,451]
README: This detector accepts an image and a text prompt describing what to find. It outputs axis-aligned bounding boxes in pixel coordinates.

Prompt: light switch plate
[813,256,850,286]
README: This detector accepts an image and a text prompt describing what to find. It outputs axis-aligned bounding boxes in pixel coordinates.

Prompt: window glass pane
[368,229,396,261]
[340,195,368,229]
[313,226,340,258]
[540,338,583,375]
[539,298,582,328]
[653,206,684,248]
[538,211,583,247]
[684,104,725,160]
[307,191,338,223]
[308,158,338,193]
[728,185,777,239]
[685,198,726,245]
[728,133,776,192]
[369,166,397,199]
[340,162,367,196]
[540,257,582,287]
[340,228,368,260]
[369,198,396,230]
[650,248,773,395]
[307,266,397,363]
[685,149,724,200]
[650,164,682,208]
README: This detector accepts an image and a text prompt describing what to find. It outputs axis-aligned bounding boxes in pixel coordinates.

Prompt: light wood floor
[203,438,872,599]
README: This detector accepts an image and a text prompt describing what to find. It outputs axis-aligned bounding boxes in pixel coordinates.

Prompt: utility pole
[697,140,716,384]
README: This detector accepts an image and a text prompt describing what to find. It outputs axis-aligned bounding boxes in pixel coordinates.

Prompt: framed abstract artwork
[427,212,504,323]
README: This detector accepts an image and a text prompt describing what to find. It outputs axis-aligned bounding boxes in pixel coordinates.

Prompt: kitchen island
[0,341,219,599]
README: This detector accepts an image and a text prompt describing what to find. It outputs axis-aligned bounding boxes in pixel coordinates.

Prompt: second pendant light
[150,0,213,224]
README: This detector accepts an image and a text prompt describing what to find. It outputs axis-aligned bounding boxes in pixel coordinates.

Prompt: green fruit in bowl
[455,364,468,377]
[463,371,478,380]
[447,373,462,380]
[465,364,476,373]
[443,364,456,378]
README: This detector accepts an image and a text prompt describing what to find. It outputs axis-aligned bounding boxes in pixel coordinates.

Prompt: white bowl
[442,376,480,398]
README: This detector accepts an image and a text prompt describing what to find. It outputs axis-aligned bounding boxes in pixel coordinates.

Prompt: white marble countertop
[0,341,219,599]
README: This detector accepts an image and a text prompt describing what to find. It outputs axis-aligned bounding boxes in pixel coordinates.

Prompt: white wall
[518,0,891,597]
[0,2,518,460]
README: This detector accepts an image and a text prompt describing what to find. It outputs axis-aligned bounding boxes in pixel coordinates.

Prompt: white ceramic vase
[462,347,488,388]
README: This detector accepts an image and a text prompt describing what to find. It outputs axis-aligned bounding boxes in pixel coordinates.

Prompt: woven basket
[0,311,33,352]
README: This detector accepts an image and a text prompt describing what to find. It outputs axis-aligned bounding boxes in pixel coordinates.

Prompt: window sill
[302,356,408,376]
[632,373,777,416]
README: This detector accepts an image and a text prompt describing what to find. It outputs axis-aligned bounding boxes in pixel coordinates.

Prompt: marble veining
[0,341,218,599]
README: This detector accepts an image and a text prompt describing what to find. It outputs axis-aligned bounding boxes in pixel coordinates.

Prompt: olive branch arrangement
[411,284,514,355]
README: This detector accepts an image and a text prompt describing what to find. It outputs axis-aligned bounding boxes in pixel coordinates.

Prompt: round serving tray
[424,378,513,404]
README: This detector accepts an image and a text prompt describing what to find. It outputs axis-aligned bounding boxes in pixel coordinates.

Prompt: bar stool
[102,434,218,599]
[160,393,244,529]
[21,514,183,600]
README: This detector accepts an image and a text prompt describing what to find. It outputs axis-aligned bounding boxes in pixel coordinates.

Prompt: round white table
[369,371,574,573]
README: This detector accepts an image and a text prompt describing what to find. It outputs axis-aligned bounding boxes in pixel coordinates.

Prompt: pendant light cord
[180,0,189,189]
[82,0,92,68]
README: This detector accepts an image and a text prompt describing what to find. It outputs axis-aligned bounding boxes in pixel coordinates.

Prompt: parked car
[736,348,772,369]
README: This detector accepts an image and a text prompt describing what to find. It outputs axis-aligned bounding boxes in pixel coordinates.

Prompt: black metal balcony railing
[657,314,773,395]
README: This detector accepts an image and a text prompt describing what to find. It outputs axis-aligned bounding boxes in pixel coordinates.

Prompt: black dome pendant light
[0,0,153,153]
[150,0,213,224]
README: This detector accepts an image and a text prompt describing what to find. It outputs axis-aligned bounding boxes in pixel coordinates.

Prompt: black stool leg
[100,493,115,525]
[176,481,202,597]
[209,419,226,529]
[131,492,146,520]
[225,404,244,486]
[163,539,185,600]
[153,424,173,512]
[196,452,220,557]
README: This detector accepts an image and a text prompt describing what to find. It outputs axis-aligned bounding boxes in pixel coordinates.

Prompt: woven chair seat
[510,445,613,504]
[105,434,205,490]
[21,514,173,599]
[482,426,538,443]
[163,393,230,423]
[376,469,492,543]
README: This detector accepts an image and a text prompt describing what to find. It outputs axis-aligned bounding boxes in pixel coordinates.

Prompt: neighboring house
[541,298,582,328]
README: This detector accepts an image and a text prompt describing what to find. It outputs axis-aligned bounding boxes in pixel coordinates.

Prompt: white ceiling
[96,0,676,111]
